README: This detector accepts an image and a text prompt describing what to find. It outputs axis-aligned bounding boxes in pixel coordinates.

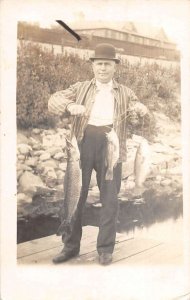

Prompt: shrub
[17,43,93,128]
[17,43,180,136]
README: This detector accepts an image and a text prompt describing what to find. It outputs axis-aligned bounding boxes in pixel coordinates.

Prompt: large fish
[56,135,82,237]
[134,137,151,188]
[105,129,119,180]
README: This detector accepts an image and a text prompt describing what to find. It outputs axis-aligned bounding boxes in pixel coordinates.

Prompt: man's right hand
[67,103,86,116]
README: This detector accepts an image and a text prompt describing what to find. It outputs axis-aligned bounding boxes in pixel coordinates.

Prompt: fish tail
[56,220,72,237]
[105,169,113,180]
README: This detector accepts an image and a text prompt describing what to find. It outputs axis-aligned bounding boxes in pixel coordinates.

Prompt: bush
[17,43,93,128]
[116,61,180,115]
[17,43,180,135]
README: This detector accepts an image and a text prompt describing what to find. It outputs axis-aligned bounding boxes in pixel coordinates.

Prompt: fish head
[106,129,118,144]
[65,137,80,161]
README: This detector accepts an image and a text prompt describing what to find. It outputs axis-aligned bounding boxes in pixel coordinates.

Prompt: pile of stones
[17,112,182,217]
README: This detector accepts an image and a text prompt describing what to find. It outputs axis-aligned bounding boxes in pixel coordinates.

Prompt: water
[17,188,182,244]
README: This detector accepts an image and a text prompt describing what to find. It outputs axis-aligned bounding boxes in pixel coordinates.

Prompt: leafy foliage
[17,43,180,137]
[17,43,93,128]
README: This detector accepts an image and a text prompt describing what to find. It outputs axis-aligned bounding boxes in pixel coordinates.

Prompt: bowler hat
[90,43,120,64]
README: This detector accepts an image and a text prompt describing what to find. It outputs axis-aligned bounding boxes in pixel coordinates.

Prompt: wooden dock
[17,225,183,266]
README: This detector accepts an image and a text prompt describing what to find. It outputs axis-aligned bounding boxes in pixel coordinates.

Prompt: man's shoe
[99,253,112,266]
[52,250,79,264]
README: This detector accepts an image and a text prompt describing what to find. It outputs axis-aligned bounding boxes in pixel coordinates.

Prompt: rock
[42,166,55,175]
[17,193,32,204]
[42,129,56,135]
[32,143,43,151]
[17,163,32,172]
[30,136,39,143]
[17,154,26,161]
[91,185,99,193]
[132,134,145,144]
[41,159,58,169]
[55,184,64,191]
[17,132,29,144]
[56,128,67,134]
[155,175,162,183]
[89,170,97,188]
[59,162,67,171]
[42,134,66,149]
[47,169,57,179]
[151,143,174,154]
[120,181,126,191]
[151,153,172,165]
[87,188,99,204]
[160,179,172,186]
[54,152,65,160]
[17,144,32,155]
[125,180,135,190]
[48,147,63,156]
[28,137,39,146]
[33,150,46,156]
[45,177,57,188]
[25,157,38,167]
[150,164,160,175]
[32,128,41,134]
[57,118,71,128]
[168,166,182,175]
[39,152,51,161]
[17,170,24,180]
[122,161,135,179]
[172,175,182,186]
[35,161,44,172]
[56,170,65,179]
[19,171,45,194]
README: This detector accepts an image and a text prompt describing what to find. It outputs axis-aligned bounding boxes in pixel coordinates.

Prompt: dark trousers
[63,125,122,254]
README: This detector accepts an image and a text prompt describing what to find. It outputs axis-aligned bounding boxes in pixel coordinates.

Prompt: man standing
[48,43,148,265]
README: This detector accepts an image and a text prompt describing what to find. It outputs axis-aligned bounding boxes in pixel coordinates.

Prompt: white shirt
[88,80,114,126]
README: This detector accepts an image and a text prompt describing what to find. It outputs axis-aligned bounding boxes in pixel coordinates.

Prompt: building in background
[17,21,180,65]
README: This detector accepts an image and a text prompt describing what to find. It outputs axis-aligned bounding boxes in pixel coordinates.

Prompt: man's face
[92,60,116,83]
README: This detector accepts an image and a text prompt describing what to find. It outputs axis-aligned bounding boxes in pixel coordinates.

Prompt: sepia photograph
[1,0,190,299]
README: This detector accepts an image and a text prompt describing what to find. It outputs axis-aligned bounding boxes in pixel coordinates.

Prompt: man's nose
[100,64,106,70]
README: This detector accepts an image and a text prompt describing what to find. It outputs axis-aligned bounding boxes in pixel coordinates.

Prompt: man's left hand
[135,102,148,117]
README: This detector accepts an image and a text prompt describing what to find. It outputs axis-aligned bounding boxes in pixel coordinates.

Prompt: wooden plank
[18,237,98,265]
[113,238,163,264]
[18,235,135,265]
[123,241,183,265]
[17,225,99,258]
[17,226,134,263]
[18,237,161,265]
[65,238,162,265]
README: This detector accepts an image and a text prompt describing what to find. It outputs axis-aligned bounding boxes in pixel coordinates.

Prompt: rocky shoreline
[17,112,182,221]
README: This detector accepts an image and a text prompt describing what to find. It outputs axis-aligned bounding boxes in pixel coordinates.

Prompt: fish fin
[105,169,113,180]
[56,211,78,237]
[56,220,71,237]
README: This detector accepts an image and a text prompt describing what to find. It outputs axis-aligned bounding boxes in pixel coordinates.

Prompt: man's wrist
[65,102,75,112]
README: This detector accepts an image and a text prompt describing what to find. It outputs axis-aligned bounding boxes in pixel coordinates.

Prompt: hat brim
[90,57,120,64]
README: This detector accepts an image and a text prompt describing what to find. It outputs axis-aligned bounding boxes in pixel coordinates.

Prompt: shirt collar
[96,80,113,89]
[91,78,119,89]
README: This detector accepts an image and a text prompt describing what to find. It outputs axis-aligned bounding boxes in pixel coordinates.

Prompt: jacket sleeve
[48,82,81,115]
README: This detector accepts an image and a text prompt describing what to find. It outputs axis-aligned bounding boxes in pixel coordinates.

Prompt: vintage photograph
[17,18,183,265]
[1,0,190,299]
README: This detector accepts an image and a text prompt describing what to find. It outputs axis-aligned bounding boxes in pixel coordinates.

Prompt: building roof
[72,20,173,43]
[127,22,170,42]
